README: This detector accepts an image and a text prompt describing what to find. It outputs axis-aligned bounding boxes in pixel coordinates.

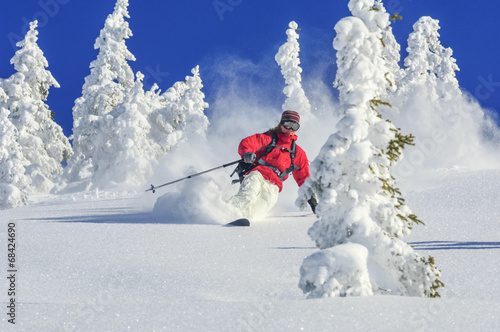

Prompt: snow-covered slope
[1,168,499,331]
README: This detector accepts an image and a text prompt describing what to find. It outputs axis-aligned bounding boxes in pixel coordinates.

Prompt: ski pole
[146,159,241,193]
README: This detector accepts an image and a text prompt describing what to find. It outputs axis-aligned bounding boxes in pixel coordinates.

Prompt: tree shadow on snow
[410,241,500,250]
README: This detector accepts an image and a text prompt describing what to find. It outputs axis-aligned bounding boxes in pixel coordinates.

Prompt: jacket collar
[276,130,297,143]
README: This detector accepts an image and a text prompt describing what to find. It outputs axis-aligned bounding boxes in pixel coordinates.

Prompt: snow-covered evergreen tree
[66,0,135,186]
[148,83,183,156]
[176,66,210,137]
[0,87,30,209]
[63,0,209,191]
[91,72,161,188]
[149,66,209,156]
[2,20,72,194]
[403,16,460,96]
[275,21,312,121]
[297,0,442,298]
[343,0,404,93]
[386,15,491,172]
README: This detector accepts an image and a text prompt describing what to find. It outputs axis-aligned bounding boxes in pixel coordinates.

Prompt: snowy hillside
[2,0,500,330]
[1,167,499,331]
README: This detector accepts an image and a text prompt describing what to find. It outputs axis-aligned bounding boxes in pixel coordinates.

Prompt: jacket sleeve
[238,133,271,157]
[292,145,310,187]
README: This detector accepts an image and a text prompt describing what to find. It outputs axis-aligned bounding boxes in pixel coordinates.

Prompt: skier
[229,110,311,221]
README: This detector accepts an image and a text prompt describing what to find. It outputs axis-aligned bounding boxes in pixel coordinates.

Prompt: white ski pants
[229,171,280,220]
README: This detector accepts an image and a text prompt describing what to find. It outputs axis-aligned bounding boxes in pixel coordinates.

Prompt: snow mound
[299,243,372,298]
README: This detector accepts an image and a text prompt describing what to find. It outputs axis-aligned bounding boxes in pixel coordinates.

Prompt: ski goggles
[281,120,300,131]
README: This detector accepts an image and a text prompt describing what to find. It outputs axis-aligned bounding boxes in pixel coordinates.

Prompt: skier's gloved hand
[242,152,256,163]
[307,195,318,214]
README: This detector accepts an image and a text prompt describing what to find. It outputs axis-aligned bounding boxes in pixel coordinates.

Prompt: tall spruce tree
[0,87,30,209]
[92,72,161,189]
[403,16,460,98]
[388,15,487,172]
[66,0,135,186]
[275,21,312,122]
[297,0,443,298]
[175,66,209,138]
[352,0,404,90]
[64,0,209,191]
[3,20,72,194]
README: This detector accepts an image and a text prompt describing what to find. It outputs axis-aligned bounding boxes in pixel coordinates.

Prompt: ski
[224,218,250,227]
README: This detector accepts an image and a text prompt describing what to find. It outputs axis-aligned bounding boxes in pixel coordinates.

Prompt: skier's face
[280,124,296,136]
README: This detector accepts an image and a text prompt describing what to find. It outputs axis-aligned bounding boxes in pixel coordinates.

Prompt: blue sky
[1,0,499,137]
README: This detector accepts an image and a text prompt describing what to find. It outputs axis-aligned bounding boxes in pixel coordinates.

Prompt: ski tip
[224,218,250,227]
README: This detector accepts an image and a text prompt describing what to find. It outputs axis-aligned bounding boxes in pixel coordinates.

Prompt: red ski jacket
[238,130,310,192]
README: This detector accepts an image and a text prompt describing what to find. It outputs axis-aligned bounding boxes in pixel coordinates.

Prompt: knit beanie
[281,110,300,124]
